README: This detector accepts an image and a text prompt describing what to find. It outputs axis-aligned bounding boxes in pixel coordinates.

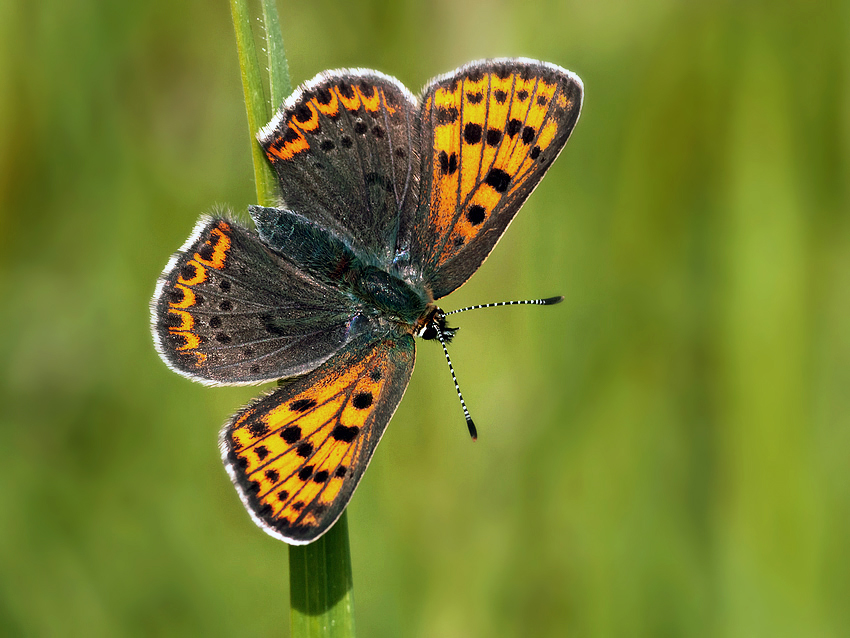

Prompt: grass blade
[260,0,291,108]
[229,0,276,206]
[290,512,357,637]
[229,3,356,636]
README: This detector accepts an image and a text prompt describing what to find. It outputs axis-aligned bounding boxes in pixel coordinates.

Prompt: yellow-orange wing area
[156,219,233,372]
[221,333,416,544]
[418,60,583,298]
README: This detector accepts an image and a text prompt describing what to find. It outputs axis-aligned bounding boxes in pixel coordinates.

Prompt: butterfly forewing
[152,217,360,385]
[221,333,416,544]
[412,59,583,299]
[258,70,421,265]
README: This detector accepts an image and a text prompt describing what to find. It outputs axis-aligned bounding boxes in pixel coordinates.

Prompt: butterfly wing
[258,69,421,265]
[151,217,364,385]
[409,58,583,299]
[221,332,415,544]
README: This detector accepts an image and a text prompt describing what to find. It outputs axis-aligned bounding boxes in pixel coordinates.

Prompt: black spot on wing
[485,168,511,193]
[248,420,269,437]
[281,425,302,444]
[298,465,314,481]
[463,122,482,144]
[290,398,316,412]
[332,425,360,443]
[467,205,485,225]
[352,392,373,409]
[296,442,313,458]
[436,107,458,124]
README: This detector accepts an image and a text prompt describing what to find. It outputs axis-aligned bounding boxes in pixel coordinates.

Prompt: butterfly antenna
[433,321,477,441]
[445,296,564,316]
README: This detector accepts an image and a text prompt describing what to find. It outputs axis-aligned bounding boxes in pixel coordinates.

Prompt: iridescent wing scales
[221,333,415,544]
[410,59,583,298]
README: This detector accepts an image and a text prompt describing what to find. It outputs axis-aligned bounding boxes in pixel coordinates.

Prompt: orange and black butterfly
[151,59,583,544]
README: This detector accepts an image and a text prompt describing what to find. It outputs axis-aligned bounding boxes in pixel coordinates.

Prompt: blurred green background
[1,0,848,635]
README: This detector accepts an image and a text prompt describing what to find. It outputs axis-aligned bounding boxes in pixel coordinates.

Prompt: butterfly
[151,58,583,544]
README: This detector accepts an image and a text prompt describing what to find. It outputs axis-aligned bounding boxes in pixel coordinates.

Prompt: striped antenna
[433,320,477,441]
[446,296,564,316]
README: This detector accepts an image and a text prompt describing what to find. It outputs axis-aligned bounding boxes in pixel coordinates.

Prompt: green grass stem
[260,0,292,108]
[229,0,276,206]
[289,512,357,637]
[229,2,356,636]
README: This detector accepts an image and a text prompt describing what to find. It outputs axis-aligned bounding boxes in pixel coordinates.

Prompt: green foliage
[0,0,847,636]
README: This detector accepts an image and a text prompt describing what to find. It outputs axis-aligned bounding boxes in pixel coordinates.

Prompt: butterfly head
[415,305,457,343]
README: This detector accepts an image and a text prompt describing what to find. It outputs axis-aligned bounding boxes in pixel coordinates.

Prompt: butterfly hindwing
[259,70,421,265]
[151,217,361,385]
[221,333,416,544]
[412,59,583,299]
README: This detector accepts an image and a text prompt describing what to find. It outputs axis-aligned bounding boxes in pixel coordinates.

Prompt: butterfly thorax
[352,267,458,342]
[351,264,428,326]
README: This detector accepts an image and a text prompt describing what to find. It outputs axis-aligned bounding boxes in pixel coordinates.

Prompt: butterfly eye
[418,324,438,340]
